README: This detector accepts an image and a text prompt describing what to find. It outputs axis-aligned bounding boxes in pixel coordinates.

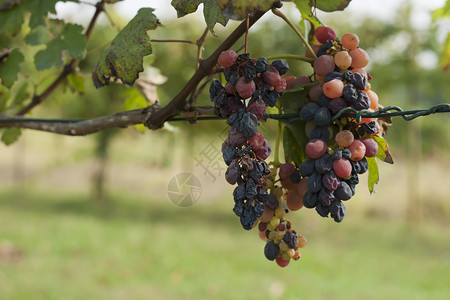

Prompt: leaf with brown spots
[92,8,162,88]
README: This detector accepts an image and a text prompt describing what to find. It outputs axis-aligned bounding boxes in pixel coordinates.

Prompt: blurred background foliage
[0,0,449,299]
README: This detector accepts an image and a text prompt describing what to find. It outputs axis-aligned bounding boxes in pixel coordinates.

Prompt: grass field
[0,186,449,300]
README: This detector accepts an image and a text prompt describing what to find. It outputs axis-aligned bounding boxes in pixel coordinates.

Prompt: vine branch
[0,104,449,136]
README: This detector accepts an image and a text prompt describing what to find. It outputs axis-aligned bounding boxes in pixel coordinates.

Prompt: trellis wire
[0,104,448,124]
[264,103,450,124]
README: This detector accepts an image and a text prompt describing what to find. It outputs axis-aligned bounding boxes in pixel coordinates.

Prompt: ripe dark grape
[272,59,289,75]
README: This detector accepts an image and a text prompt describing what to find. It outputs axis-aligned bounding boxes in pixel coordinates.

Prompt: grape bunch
[298,27,382,222]
[210,50,307,267]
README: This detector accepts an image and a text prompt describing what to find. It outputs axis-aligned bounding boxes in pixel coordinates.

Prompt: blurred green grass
[0,187,449,300]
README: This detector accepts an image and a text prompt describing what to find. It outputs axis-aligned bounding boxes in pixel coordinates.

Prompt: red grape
[341,33,360,50]
[287,189,303,211]
[248,131,265,150]
[347,140,366,161]
[305,44,320,58]
[235,77,255,99]
[254,139,271,160]
[262,66,282,86]
[313,55,335,76]
[360,137,378,157]
[332,158,352,178]
[349,48,369,68]
[335,130,354,148]
[366,90,379,109]
[305,139,327,159]
[225,82,237,94]
[218,50,237,67]
[334,51,352,70]
[323,79,344,98]
[276,256,290,267]
[309,83,323,101]
[315,26,337,44]
[247,99,266,120]
[279,162,296,179]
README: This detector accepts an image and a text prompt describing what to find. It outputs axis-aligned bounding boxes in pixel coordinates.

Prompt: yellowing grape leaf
[294,0,352,30]
[216,0,274,20]
[92,8,161,88]
[171,0,228,33]
[372,135,394,164]
[367,156,379,194]
[0,48,24,87]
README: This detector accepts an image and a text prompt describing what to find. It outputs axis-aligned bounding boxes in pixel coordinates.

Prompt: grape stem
[265,54,314,63]
[271,8,317,60]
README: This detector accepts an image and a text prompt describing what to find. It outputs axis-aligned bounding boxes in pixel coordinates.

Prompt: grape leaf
[293,0,322,29]
[92,8,162,88]
[0,48,24,87]
[0,0,80,34]
[283,125,306,166]
[314,0,351,12]
[277,89,311,164]
[34,23,86,70]
[0,4,24,35]
[367,156,379,194]
[26,0,79,28]
[67,74,85,94]
[0,84,10,111]
[25,25,52,45]
[371,135,394,164]
[216,0,274,20]
[1,128,21,145]
[171,0,228,33]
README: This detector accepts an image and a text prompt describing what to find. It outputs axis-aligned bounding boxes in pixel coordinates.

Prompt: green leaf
[0,48,24,87]
[25,25,52,45]
[216,0,274,20]
[171,0,228,33]
[1,127,21,145]
[67,74,85,94]
[283,125,306,166]
[367,157,379,194]
[11,81,29,106]
[0,3,24,35]
[34,23,86,70]
[27,0,79,28]
[432,0,450,21]
[92,7,162,88]
[315,0,352,12]
[293,0,322,29]
[371,135,394,164]
[0,84,10,112]
[122,87,149,132]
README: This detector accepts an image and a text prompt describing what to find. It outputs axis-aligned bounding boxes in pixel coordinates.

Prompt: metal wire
[0,104,448,124]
